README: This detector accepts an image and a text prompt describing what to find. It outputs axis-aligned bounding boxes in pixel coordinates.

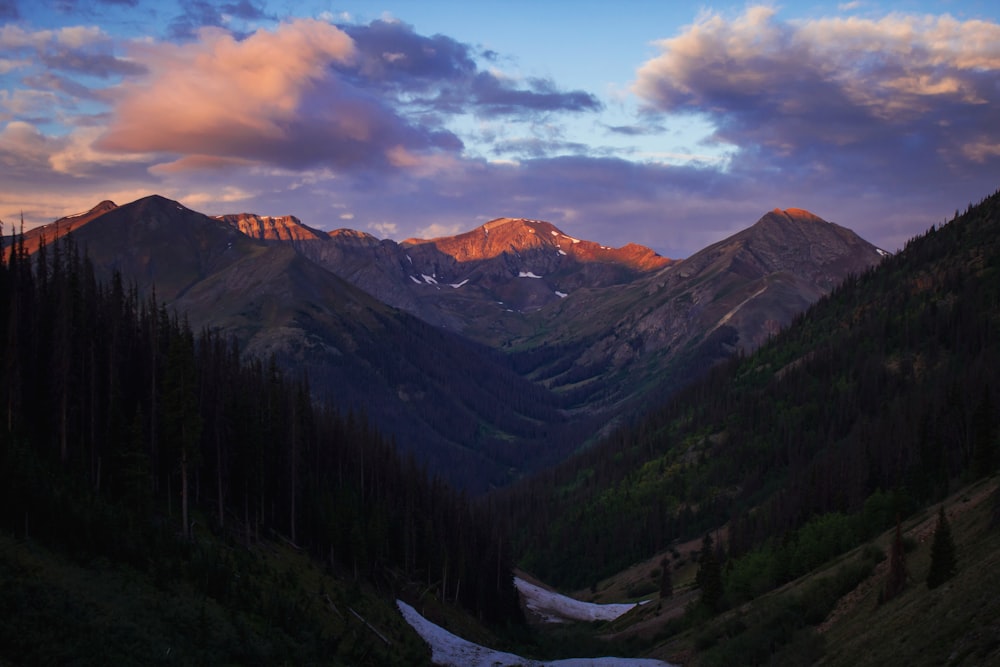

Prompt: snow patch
[407,254,412,264]
[421,274,438,285]
[397,600,673,667]
[558,250,567,256]
[876,248,890,257]
[563,235,581,244]
[550,230,559,236]
[519,271,543,279]
[449,279,469,289]
[409,276,422,284]
[515,577,647,623]
[555,291,568,298]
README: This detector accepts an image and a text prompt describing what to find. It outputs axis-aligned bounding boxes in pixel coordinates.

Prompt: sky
[1,0,999,258]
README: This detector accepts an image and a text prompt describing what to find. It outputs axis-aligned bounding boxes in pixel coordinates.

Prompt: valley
[19,194,884,490]
[3,188,998,666]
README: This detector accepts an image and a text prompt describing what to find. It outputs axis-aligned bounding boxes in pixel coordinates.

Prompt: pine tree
[971,387,995,479]
[696,533,723,612]
[926,505,957,589]
[659,557,673,599]
[881,516,908,603]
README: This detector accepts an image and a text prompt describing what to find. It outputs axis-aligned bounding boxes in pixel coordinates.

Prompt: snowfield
[397,600,676,667]
[515,577,648,623]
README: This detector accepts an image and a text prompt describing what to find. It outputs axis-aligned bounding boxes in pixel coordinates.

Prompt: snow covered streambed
[397,600,676,667]
[515,576,648,623]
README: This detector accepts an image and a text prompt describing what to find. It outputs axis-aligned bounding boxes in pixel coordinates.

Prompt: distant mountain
[22,195,885,488]
[220,213,672,335]
[214,212,328,242]
[504,207,887,417]
[222,206,882,418]
[22,195,571,491]
[20,199,118,255]
[501,191,999,592]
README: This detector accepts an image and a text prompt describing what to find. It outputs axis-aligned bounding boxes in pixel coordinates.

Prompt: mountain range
[23,195,885,488]
[9,188,1000,666]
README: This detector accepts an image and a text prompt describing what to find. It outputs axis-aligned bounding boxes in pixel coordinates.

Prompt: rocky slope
[21,196,886,487]
[221,213,671,335]
[507,208,886,415]
[21,195,572,491]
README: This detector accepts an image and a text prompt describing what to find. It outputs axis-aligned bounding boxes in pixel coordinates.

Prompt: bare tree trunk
[216,431,224,529]
[181,446,189,540]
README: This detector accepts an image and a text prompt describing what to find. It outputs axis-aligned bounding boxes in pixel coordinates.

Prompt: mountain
[503,207,886,418]
[0,238,522,664]
[222,206,883,421]
[499,190,1000,595]
[214,212,328,242]
[221,213,672,336]
[20,195,885,488]
[18,199,118,255]
[21,195,571,491]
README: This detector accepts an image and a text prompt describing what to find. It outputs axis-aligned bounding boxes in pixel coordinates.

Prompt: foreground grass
[0,528,430,666]
[819,478,1000,667]
[556,477,1000,667]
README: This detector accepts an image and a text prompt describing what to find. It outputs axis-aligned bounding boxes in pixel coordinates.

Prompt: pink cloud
[98,20,354,152]
[631,6,1000,197]
[97,19,462,171]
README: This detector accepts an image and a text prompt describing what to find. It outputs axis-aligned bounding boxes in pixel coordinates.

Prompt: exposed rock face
[24,194,570,492]
[518,208,886,412]
[18,200,118,255]
[214,213,327,242]
[403,217,669,275]
[226,214,672,333]
[25,196,887,485]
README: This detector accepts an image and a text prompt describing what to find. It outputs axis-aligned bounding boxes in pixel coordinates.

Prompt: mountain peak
[216,212,325,242]
[89,200,118,215]
[765,207,826,225]
[402,216,668,270]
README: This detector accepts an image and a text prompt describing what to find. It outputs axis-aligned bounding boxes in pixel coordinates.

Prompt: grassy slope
[818,477,1000,667]
[570,476,1000,666]
[0,526,431,666]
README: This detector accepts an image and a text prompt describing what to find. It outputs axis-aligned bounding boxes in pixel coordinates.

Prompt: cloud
[169,0,274,40]
[368,221,397,237]
[632,6,1000,194]
[415,222,464,239]
[341,19,601,118]
[604,122,665,136]
[0,24,144,80]
[0,121,62,170]
[468,72,602,117]
[97,19,462,172]
[0,0,16,19]
[343,19,477,89]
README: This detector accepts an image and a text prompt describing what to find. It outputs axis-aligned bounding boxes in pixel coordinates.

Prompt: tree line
[0,225,523,627]
[494,189,1000,592]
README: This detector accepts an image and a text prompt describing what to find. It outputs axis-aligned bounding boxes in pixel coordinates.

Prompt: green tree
[163,327,202,540]
[972,387,995,479]
[659,557,673,599]
[696,533,723,612]
[881,517,907,603]
[926,505,957,589]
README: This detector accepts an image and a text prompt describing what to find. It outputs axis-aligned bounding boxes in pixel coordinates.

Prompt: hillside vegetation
[615,477,1000,666]
[0,229,523,662]
[498,189,1000,594]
